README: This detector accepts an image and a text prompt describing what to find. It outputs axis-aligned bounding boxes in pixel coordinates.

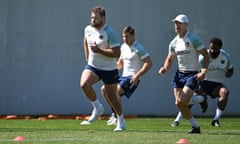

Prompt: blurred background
[0,0,239,117]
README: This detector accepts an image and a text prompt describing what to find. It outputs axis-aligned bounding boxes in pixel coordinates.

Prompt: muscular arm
[83,38,89,62]
[91,45,120,58]
[158,53,175,74]
[198,48,209,72]
[117,59,123,70]
[133,56,153,80]
[195,48,209,80]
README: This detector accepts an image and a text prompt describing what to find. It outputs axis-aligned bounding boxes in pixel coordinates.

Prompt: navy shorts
[119,76,140,98]
[172,70,199,91]
[199,80,225,98]
[84,65,118,84]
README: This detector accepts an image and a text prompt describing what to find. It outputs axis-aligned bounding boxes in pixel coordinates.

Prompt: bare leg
[103,83,126,131]
[80,70,104,124]
[102,84,125,113]
[174,87,193,119]
[174,87,200,132]
[103,83,122,115]
[172,94,205,127]
[80,70,99,101]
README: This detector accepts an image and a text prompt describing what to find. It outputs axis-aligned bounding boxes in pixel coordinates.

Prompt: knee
[101,85,105,93]
[219,88,229,99]
[176,100,187,108]
[80,81,90,90]
[80,81,85,89]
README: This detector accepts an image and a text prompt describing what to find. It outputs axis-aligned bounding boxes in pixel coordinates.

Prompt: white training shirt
[84,24,120,70]
[169,32,205,71]
[199,49,233,83]
[120,41,149,77]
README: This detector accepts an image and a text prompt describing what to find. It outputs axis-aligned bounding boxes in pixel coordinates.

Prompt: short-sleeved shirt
[84,24,120,70]
[120,41,149,77]
[169,32,205,71]
[199,49,233,83]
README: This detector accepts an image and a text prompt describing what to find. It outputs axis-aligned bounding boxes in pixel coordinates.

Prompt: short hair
[122,26,135,35]
[91,6,106,17]
[209,37,223,48]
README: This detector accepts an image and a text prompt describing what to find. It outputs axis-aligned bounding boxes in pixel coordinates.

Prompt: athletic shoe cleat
[107,113,117,126]
[114,118,126,132]
[171,121,179,127]
[88,106,104,122]
[188,126,201,134]
[211,120,221,127]
[107,117,117,126]
[199,95,208,113]
[80,120,91,125]
[80,106,104,125]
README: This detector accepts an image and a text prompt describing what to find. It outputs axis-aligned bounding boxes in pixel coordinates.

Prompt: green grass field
[0,117,240,144]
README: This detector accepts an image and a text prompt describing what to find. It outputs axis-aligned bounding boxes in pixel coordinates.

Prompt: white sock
[91,99,102,109]
[188,117,199,128]
[117,113,124,120]
[189,95,204,105]
[117,113,124,124]
[213,108,223,120]
[174,112,183,122]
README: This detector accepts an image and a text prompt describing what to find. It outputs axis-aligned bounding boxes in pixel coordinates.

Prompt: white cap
[172,14,189,23]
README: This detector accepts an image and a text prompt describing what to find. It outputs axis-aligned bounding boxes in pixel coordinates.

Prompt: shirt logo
[221,60,225,64]
[185,42,190,48]
[176,50,191,55]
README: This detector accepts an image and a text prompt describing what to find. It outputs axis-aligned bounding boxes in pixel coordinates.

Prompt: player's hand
[130,75,139,88]
[89,42,101,53]
[195,72,205,81]
[91,45,101,53]
[158,67,167,74]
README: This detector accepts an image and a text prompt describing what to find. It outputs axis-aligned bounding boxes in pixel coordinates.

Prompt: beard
[210,51,220,59]
[91,21,103,28]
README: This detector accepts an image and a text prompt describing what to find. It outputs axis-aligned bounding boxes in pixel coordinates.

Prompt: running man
[80,6,125,132]
[158,14,209,133]
[171,37,234,127]
[102,26,152,125]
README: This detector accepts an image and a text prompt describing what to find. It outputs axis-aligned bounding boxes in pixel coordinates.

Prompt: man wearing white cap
[158,14,209,133]
[171,37,234,127]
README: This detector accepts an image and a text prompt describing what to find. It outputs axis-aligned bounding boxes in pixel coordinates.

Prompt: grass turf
[0,117,240,144]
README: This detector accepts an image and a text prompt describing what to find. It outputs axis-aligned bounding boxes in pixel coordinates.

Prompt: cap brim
[172,19,186,23]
